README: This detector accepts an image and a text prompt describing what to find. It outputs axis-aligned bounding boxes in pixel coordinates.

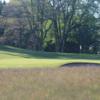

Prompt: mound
[61,62,100,67]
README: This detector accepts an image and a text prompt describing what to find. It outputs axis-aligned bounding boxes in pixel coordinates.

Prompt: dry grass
[0,67,100,100]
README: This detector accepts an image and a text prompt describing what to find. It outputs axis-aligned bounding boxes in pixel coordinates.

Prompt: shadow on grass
[0,45,100,60]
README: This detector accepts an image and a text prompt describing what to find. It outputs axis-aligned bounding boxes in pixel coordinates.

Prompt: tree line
[0,0,100,53]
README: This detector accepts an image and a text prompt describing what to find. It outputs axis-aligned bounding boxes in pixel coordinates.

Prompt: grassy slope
[0,45,100,68]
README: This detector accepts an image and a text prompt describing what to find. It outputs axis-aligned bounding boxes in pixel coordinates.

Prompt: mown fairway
[0,45,100,68]
[0,67,100,100]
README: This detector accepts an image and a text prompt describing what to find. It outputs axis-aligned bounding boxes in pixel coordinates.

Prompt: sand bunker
[61,62,100,67]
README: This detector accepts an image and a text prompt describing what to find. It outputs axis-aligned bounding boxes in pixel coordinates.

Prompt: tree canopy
[0,0,100,54]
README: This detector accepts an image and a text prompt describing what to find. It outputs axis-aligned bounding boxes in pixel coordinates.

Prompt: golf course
[0,45,100,68]
[0,45,100,100]
[0,0,100,99]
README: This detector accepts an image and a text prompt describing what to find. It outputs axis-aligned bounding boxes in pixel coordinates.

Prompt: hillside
[0,45,100,68]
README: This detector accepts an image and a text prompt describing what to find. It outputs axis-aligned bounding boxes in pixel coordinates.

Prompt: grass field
[0,45,100,68]
[0,45,100,100]
[0,68,100,100]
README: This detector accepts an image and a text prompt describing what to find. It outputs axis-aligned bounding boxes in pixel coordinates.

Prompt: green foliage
[0,0,100,53]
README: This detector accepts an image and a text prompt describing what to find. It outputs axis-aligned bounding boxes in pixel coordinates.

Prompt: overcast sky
[1,0,10,3]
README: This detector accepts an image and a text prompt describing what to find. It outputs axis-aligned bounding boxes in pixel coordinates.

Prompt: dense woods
[0,0,100,53]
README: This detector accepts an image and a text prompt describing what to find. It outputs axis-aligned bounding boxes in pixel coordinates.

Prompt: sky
[1,0,10,3]
[5,0,10,3]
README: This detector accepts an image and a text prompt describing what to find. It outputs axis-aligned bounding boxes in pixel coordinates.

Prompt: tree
[73,0,100,53]
[0,0,100,53]
[0,0,6,37]
[18,0,52,50]
[48,0,80,52]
